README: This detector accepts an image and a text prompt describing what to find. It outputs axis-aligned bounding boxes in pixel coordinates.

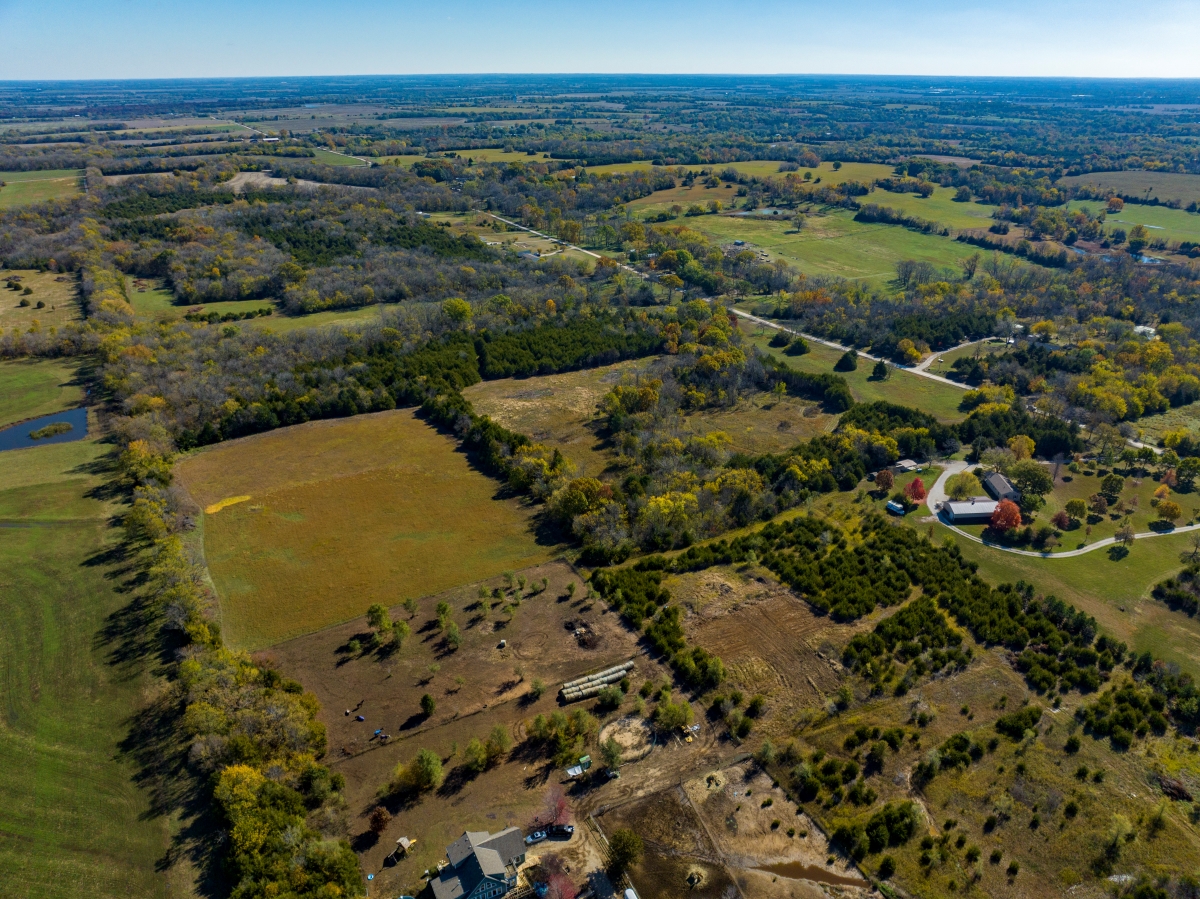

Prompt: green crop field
[695,209,985,283]
[0,358,86,429]
[311,147,369,166]
[175,409,559,649]
[743,327,969,422]
[0,170,82,208]
[0,436,172,898]
[1068,199,1200,246]
[862,184,1001,231]
[1058,170,1200,206]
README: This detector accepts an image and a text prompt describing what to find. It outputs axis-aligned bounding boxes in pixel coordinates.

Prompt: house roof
[983,471,1018,496]
[435,828,524,899]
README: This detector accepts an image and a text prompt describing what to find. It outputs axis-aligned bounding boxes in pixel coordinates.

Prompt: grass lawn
[254,303,384,333]
[952,465,1193,551]
[1057,170,1200,206]
[0,270,82,331]
[924,337,1011,376]
[864,184,1000,232]
[125,276,181,322]
[0,358,87,429]
[1068,199,1200,246]
[693,209,985,283]
[175,409,560,649]
[744,328,968,422]
[0,169,82,208]
[311,147,370,166]
[0,437,172,898]
[942,525,1200,679]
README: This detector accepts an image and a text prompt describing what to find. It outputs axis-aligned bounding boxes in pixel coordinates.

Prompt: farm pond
[0,407,88,452]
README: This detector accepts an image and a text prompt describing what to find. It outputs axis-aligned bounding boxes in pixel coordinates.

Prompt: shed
[945,497,998,524]
[894,459,919,473]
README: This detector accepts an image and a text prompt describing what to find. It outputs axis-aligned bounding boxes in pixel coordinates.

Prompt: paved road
[924,462,1200,558]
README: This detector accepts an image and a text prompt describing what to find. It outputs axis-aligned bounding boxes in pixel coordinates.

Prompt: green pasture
[743,328,967,422]
[0,170,82,208]
[864,184,1000,231]
[0,358,86,429]
[1068,199,1200,246]
[0,437,172,898]
[126,278,179,322]
[1058,170,1200,206]
[697,210,983,283]
[311,147,369,167]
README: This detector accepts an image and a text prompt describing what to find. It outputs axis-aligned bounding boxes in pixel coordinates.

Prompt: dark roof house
[430,828,526,899]
[983,471,1020,503]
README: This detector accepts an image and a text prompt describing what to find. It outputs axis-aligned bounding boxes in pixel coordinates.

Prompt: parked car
[525,831,547,845]
[548,824,575,837]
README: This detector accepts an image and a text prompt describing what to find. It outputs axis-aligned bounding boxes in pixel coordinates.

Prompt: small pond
[0,407,89,453]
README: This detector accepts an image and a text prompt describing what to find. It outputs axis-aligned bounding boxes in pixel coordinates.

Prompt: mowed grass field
[696,209,984,283]
[0,169,82,208]
[175,409,558,649]
[1068,199,1200,246]
[0,401,172,896]
[744,328,968,422]
[311,147,370,166]
[1058,170,1200,206]
[0,269,82,331]
[0,357,86,428]
[864,184,1000,231]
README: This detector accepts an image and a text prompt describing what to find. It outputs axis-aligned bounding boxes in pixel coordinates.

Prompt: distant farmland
[175,410,558,649]
[0,170,82,208]
[1058,170,1200,206]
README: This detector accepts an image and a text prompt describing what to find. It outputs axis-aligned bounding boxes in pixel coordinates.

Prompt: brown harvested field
[175,409,560,648]
[667,565,862,733]
[0,270,82,331]
[265,559,677,898]
[1058,170,1200,206]
[465,358,835,478]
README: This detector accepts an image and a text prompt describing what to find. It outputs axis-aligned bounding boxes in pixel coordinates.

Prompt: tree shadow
[1108,545,1130,561]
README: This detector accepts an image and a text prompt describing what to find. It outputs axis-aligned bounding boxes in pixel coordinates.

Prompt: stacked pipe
[560,660,635,703]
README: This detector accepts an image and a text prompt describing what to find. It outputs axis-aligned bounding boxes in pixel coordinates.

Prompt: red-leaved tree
[990,499,1022,532]
[904,477,927,503]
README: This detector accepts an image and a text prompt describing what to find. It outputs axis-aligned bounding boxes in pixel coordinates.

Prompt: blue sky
[1,0,1198,80]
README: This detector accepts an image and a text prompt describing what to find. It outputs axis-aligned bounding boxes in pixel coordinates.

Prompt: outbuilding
[894,459,919,474]
[983,471,1020,503]
[945,497,998,524]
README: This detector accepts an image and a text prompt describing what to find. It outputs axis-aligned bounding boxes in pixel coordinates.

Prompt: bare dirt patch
[600,761,871,899]
[668,565,860,731]
[598,715,653,764]
[266,559,682,897]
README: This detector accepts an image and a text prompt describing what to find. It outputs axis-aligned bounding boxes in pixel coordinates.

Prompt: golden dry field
[175,409,559,649]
